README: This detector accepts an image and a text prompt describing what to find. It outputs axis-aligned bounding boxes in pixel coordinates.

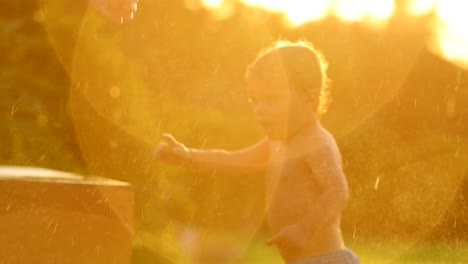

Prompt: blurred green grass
[240,236,468,264]
[132,231,468,264]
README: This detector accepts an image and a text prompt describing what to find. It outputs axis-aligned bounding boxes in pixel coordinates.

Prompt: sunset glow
[200,0,235,19]
[284,0,329,26]
[406,0,436,16]
[332,0,366,22]
[366,0,394,21]
[202,0,223,8]
[330,0,395,24]
[196,0,468,69]
[433,0,468,68]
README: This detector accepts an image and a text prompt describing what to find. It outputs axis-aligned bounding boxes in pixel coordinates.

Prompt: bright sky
[195,0,468,69]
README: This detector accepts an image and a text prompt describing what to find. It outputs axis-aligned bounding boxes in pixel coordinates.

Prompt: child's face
[247,77,314,140]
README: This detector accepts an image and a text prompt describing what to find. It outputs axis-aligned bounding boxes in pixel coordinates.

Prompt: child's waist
[264,194,318,229]
[273,225,345,261]
[287,248,359,264]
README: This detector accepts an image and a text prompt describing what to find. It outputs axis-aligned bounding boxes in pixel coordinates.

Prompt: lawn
[239,235,468,264]
[133,231,468,264]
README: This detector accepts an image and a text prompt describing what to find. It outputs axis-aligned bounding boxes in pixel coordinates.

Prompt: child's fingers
[152,142,167,160]
[162,133,179,146]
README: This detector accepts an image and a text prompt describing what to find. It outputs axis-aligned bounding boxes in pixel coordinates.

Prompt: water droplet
[374,176,380,190]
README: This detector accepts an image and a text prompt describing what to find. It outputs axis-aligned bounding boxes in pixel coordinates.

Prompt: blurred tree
[0,0,84,171]
[340,50,468,240]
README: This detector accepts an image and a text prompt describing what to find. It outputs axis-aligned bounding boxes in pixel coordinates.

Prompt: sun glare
[433,0,468,68]
[435,0,467,37]
[241,0,285,12]
[332,0,395,25]
[201,0,235,20]
[332,0,367,22]
[201,0,224,9]
[438,37,468,62]
[283,0,330,26]
[366,0,394,21]
[200,0,397,25]
[406,0,436,16]
[194,0,468,70]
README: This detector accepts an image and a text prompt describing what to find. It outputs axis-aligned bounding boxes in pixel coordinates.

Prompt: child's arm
[267,147,349,246]
[301,149,349,230]
[154,133,269,175]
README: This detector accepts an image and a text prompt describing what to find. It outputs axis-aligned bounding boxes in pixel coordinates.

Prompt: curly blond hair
[245,40,331,116]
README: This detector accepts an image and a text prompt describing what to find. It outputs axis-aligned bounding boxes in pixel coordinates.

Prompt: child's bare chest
[265,147,321,229]
[266,154,319,201]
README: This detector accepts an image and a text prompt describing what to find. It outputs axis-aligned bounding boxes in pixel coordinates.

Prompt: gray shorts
[287,249,360,264]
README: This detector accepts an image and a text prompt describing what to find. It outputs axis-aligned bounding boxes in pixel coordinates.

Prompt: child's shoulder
[295,125,341,164]
[297,124,336,150]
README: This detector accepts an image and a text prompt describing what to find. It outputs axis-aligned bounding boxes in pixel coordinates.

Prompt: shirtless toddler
[154,40,359,264]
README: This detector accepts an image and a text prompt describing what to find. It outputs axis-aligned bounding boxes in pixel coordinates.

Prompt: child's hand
[266,224,307,250]
[153,133,191,165]
[90,0,139,24]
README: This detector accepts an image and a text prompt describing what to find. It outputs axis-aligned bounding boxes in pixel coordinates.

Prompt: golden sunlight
[201,0,235,19]
[365,0,394,21]
[332,0,367,22]
[283,0,330,26]
[406,0,436,16]
[331,0,395,23]
[194,0,468,69]
[201,0,224,9]
[199,0,397,26]
[241,0,285,12]
[433,0,468,68]
[240,0,331,26]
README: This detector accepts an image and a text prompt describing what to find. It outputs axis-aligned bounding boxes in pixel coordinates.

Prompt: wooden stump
[0,166,133,264]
